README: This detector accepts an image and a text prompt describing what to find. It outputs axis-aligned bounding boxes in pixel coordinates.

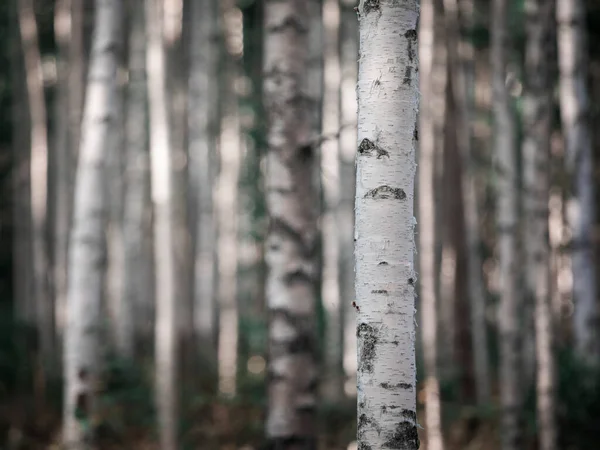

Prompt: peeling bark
[356,1,420,449]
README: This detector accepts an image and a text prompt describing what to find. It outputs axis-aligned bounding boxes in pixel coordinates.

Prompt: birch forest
[3,0,600,449]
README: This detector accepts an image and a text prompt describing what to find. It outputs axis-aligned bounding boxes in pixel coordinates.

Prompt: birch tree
[556,0,598,362]
[147,0,178,447]
[188,0,219,368]
[491,0,521,448]
[523,1,556,448]
[419,0,444,448]
[121,0,153,358]
[355,1,420,449]
[63,0,121,446]
[18,0,52,363]
[263,0,319,445]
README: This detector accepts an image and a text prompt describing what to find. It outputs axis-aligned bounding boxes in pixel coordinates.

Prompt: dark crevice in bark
[364,185,406,200]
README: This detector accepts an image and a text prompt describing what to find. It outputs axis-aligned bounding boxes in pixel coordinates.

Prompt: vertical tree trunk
[63,0,121,446]
[339,0,358,395]
[321,0,344,402]
[147,0,178,447]
[556,0,598,362]
[122,0,153,359]
[355,1,420,449]
[18,0,52,363]
[419,0,444,449]
[263,0,319,446]
[491,0,521,448]
[523,1,556,449]
[444,0,491,406]
[188,0,220,373]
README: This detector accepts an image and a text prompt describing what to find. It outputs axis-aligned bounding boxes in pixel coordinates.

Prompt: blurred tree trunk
[419,0,445,449]
[18,0,52,363]
[339,0,358,394]
[11,0,32,327]
[188,0,220,381]
[355,1,419,450]
[122,0,153,359]
[557,0,598,362]
[63,0,121,446]
[523,1,556,449]
[444,0,491,406]
[263,0,319,446]
[321,0,344,402]
[147,0,178,447]
[491,0,521,448]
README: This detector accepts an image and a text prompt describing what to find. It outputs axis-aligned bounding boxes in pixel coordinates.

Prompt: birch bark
[523,1,556,449]
[556,0,598,362]
[264,0,319,445]
[355,1,420,449]
[491,0,521,448]
[63,0,121,446]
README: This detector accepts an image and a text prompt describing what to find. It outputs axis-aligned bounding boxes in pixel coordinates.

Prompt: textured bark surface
[418,1,444,449]
[147,0,177,447]
[444,0,490,406]
[18,0,52,362]
[122,0,153,358]
[263,0,319,446]
[188,0,219,366]
[523,1,556,449]
[63,0,121,446]
[491,0,521,448]
[557,0,598,362]
[355,1,420,449]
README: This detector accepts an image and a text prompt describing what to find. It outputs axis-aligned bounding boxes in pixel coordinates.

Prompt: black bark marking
[358,413,382,440]
[403,66,413,85]
[380,382,413,390]
[357,323,378,373]
[358,138,389,159]
[365,186,406,200]
[358,444,373,450]
[383,421,419,449]
[405,29,417,63]
[401,409,417,422]
[75,391,90,421]
[371,289,388,295]
[408,278,414,285]
[363,0,380,14]
[413,127,419,141]
[283,269,313,286]
[378,261,389,266]
[269,217,315,257]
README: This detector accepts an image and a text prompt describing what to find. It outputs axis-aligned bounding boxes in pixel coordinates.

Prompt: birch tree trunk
[523,1,556,449]
[147,0,178,447]
[339,0,358,395]
[418,0,444,449]
[321,0,344,402]
[121,0,153,358]
[355,1,420,449]
[444,0,491,406]
[556,0,598,362]
[188,0,220,370]
[18,0,52,363]
[492,0,521,448]
[63,0,121,446]
[264,0,319,446]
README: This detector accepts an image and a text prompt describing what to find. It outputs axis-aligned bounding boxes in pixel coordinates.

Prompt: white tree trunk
[355,1,420,449]
[340,0,358,396]
[444,0,491,406]
[147,0,178,447]
[556,0,598,362]
[523,2,556,449]
[121,0,153,358]
[63,0,121,446]
[188,0,219,370]
[321,0,343,402]
[18,0,52,362]
[418,1,444,449]
[264,0,319,445]
[491,0,521,448]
